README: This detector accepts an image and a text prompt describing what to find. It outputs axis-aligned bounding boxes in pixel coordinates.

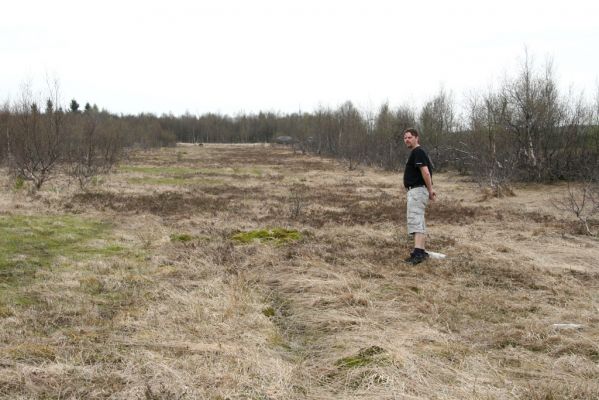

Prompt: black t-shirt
[403,146,433,188]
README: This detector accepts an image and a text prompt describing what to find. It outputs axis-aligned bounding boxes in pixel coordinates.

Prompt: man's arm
[419,165,436,200]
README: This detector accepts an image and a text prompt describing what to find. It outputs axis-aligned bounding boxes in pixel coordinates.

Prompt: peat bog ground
[1,143,598,399]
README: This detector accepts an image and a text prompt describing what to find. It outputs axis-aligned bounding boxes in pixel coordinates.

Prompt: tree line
[159,55,599,188]
[2,54,598,191]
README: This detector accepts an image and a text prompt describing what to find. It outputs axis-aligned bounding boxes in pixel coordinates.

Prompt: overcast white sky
[2,0,598,116]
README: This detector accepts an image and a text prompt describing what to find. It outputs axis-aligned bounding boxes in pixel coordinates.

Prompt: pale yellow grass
[1,144,598,399]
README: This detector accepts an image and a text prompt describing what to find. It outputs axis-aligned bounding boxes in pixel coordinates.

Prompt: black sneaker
[404,251,416,263]
[407,251,429,265]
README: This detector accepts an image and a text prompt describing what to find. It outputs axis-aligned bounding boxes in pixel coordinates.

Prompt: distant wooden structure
[274,135,309,154]
[274,136,295,145]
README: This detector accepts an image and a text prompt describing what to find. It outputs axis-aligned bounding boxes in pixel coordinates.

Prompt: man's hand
[419,165,435,201]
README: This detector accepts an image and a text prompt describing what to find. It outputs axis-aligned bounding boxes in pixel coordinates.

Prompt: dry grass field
[1,143,598,399]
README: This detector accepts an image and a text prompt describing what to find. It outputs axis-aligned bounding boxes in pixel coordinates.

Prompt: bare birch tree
[7,83,65,190]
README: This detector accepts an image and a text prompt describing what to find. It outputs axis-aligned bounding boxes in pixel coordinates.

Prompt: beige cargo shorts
[407,186,429,234]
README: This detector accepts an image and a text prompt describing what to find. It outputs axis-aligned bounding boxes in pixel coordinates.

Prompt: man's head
[403,128,420,149]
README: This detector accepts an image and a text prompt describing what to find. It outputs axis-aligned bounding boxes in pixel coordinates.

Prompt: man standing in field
[402,128,436,264]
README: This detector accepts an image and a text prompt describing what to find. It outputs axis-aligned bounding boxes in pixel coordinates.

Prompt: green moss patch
[232,228,301,245]
[0,215,121,287]
[262,306,276,317]
[335,346,387,369]
[170,233,194,242]
[169,233,211,243]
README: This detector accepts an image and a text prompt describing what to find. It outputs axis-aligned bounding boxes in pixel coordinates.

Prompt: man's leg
[414,232,426,250]
[406,188,429,264]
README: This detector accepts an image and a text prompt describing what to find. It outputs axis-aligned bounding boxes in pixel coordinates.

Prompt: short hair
[403,127,419,137]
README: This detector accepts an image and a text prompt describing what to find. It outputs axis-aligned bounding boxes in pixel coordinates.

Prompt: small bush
[13,176,25,190]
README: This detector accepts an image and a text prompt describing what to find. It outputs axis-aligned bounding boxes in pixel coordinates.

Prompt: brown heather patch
[429,201,490,224]
[198,184,265,198]
[300,198,404,226]
[70,191,230,216]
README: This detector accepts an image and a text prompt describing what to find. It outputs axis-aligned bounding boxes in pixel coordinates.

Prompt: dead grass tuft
[479,184,516,200]
[519,381,599,400]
